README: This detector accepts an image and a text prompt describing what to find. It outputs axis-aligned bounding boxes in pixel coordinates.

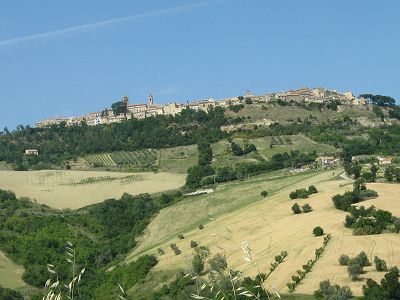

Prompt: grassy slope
[127,170,322,258]
[0,251,26,289]
[128,171,400,296]
[211,135,337,169]
[225,103,375,124]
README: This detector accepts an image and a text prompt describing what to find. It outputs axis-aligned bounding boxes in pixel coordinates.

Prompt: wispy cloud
[0,0,221,49]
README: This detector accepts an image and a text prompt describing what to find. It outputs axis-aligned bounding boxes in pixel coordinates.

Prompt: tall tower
[148,94,154,107]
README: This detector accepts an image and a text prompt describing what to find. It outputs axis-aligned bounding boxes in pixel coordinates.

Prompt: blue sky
[0,0,399,129]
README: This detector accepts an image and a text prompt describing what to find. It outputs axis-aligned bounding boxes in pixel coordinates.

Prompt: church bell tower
[148,94,154,107]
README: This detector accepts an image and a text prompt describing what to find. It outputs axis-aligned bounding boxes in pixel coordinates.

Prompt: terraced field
[84,153,116,166]
[110,149,158,166]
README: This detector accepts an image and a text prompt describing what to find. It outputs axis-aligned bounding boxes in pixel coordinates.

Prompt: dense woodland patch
[0,189,184,299]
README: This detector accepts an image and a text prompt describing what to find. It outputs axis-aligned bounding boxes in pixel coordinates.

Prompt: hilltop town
[35,86,368,128]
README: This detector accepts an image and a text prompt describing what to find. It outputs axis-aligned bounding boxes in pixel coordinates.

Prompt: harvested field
[0,170,185,209]
[128,171,400,296]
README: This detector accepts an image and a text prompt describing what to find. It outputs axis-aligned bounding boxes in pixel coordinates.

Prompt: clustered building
[35,87,368,128]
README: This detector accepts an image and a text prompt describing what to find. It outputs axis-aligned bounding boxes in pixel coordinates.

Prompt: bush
[314,280,353,300]
[192,253,204,274]
[291,203,302,214]
[308,185,318,194]
[302,203,313,213]
[337,254,350,266]
[190,240,198,248]
[374,256,388,272]
[394,219,400,233]
[359,189,378,200]
[345,215,356,227]
[178,234,184,240]
[170,244,182,255]
[313,226,324,236]
[355,251,371,267]
[290,188,309,199]
[198,224,204,230]
[208,254,227,273]
[157,248,165,255]
[362,267,400,299]
[260,191,268,197]
[0,286,24,300]
[347,261,363,280]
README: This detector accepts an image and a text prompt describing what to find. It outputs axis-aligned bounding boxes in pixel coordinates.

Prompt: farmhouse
[25,149,39,155]
[376,156,393,165]
[316,156,340,166]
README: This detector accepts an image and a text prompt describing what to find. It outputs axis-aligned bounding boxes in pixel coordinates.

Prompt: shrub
[374,256,388,272]
[302,203,313,213]
[291,203,302,214]
[170,243,182,255]
[339,254,350,266]
[362,267,400,299]
[260,190,268,197]
[359,189,378,200]
[157,248,165,255]
[345,215,356,227]
[192,253,204,274]
[308,185,318,194]
[314,280,353,300]
[190,240,198,248]
[208,254,227,273]
[194,246,210,259]
[198,224,204,230]
[313,226,324,236]
[290,188,309,199]
[356,251,371,267]
[347,262,363,280]
[394,219,400,233]
[178,234,184,240]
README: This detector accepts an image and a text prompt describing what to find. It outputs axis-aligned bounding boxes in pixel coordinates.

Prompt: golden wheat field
[128,171,400,296]
[0,250,26,289]
[0,170,185,209]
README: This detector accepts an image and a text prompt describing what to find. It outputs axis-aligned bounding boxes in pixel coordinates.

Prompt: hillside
[127,170,400,297]
[1,101,400,299]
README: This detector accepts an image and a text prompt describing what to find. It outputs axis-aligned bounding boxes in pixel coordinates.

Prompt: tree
[291,203,302,214]
[339,254,350,266]
[370,164,378,181]
[245,98,253,105]
[362,267,400,299]
[192,253,204,275]
[198,141,213,166]
[111,100,128,116]
[314,280,353,300]
[313,226,324,236]
[355,251,370,267]
[352,164,362,179]
[308,185,318,194]
[190,240,198,248]
[302,203,313,213]
[360,94,396,106]
[347,261,363,280]
[384,166,396,182]
[374,256,388,272]
[260,191,268,197]
[208,254,227,273]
